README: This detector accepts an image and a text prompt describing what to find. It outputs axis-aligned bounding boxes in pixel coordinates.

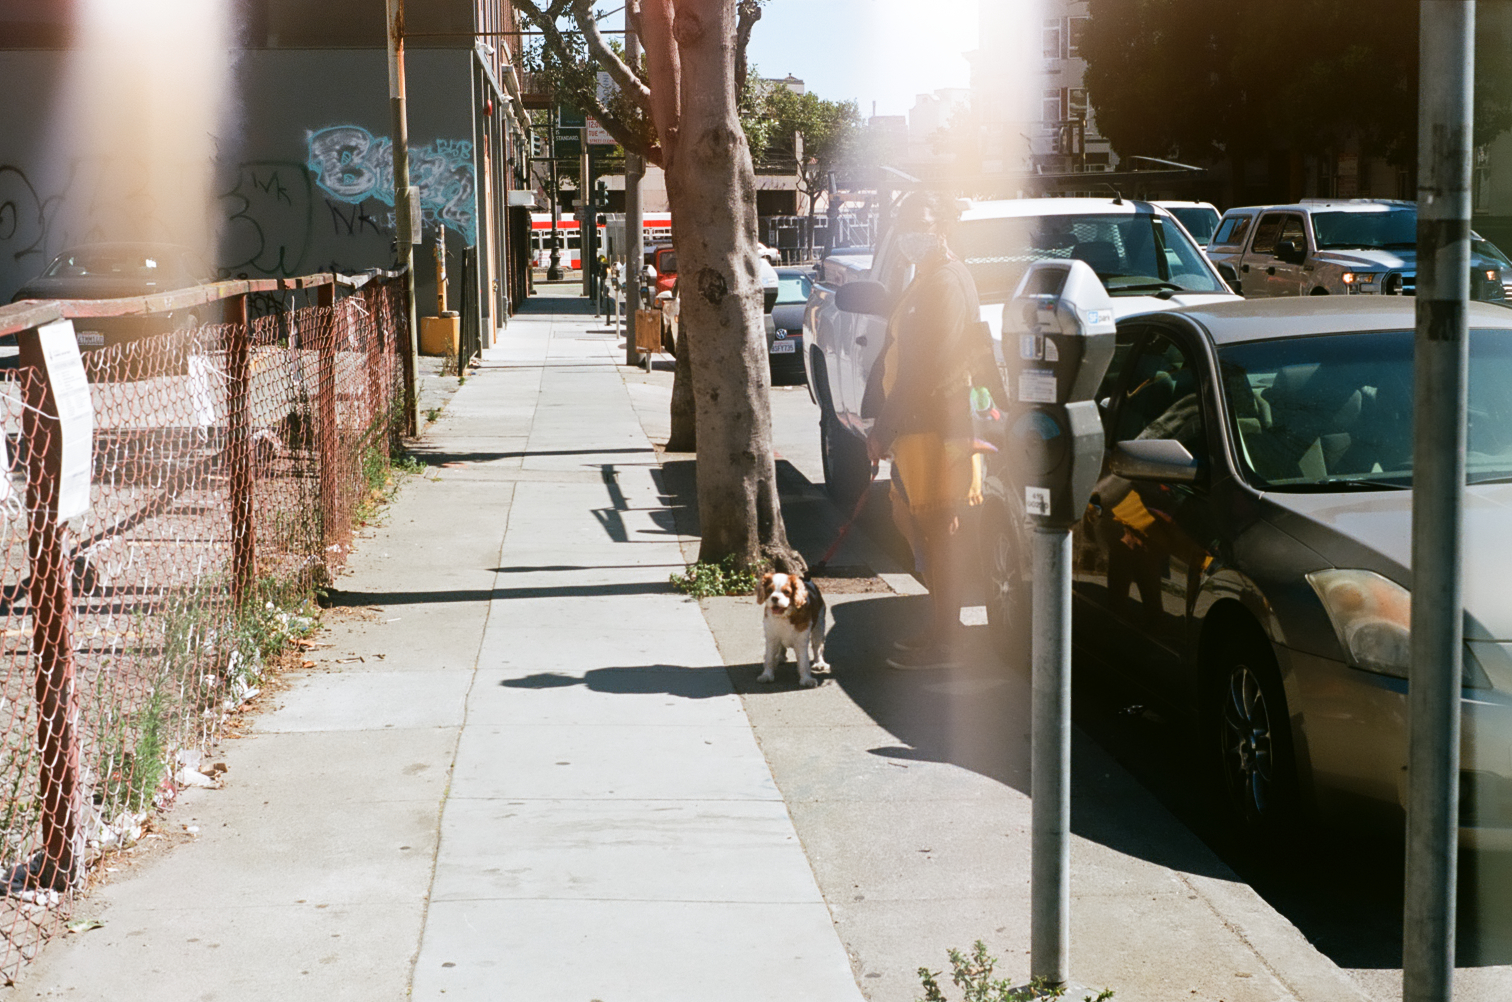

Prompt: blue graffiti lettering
[306,126,476,243]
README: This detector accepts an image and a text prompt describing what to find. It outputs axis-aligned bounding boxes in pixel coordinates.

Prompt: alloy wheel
[1221,662,1275,826]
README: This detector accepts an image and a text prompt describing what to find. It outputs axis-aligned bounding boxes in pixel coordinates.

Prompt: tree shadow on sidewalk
[500,665,734,700]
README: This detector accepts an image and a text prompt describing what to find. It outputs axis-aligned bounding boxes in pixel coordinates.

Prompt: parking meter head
[1000,259,1115,529]
[1003,259,1117,406]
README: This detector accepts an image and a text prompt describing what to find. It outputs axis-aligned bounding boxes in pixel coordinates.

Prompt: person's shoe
[891,632,935,653]
[886,643,958,670]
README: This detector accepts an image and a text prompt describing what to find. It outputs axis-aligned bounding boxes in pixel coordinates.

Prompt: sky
[743,0,980,118]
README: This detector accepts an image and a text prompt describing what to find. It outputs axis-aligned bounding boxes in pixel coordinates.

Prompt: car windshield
[776,274,811,304]
[1311,208,1417,250]
[955,211,1227,299]
[44,249,178,279]
[1219,328,1512,490]
[1166,206,1220,245]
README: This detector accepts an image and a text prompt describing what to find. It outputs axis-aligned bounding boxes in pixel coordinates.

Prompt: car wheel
[1310,287,1329,296]
[820,408,870,508]
[1213,633,1299,837]
[983,506,1029,660]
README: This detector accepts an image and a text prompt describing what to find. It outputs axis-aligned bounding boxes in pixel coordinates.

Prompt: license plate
[76,332,105,347]
[769,340,796,354]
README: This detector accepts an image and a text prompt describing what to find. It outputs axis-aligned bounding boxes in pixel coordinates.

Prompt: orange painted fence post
[316,283,339,568]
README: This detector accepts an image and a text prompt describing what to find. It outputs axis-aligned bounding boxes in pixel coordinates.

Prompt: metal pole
[16,327,82,891]
[625,3,645,365]
[386,0,418,437]
[582,132,592,298]
[1030,527,1072,985]
[1404,4,1475,1002]
[549,109,563,281]
[225,293,254,608]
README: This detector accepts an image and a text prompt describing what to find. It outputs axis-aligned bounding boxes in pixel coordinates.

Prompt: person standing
[865,193,993,670]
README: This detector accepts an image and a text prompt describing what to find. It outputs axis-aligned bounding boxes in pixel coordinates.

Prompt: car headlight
[1341,272,1379,292]
[1306,569,1411,677]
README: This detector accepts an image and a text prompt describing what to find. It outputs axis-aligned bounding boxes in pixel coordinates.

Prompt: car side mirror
[1108,439,1199,483]
[1274,239,1305,265]
[835,280,892,317]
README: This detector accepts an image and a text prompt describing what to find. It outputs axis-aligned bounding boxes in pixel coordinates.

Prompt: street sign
[586,117,615,146]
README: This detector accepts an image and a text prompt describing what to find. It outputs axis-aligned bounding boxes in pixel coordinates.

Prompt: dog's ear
[788,575,806,608]
[756,572,775,604]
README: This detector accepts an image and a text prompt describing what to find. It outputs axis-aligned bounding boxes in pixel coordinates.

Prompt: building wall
[0,49,476,311]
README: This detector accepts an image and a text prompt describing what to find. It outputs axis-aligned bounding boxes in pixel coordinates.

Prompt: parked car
[804,195,1240,502]
[1205,199,1507,301]
[981,295,1512,842]
[768,266,812,385]
[1153,200,1222,248]
[9,242,215,365]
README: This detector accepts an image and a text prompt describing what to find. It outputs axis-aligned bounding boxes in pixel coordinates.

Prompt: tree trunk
[667,321,696,450]
[660,0,797,571]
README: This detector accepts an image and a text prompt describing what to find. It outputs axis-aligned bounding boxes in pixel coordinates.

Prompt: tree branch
[639,0,681,154]
[572,0,653,113]
[735,0,762,96]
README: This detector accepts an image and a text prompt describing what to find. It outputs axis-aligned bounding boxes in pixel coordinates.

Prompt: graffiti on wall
[306,126,477,243]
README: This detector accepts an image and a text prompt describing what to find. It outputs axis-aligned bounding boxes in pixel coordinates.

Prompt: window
[1113,332,1205,459]
[1248,213,1286,255]
[1043,18,1063,59]
[1068,89,1088,121]
[1211,214,1253,248]
[1068,16,1090,57]
[1276,215,1307,255]
[1042,88,1064,123]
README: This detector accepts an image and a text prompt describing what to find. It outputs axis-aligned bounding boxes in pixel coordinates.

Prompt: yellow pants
[890,432,983,515]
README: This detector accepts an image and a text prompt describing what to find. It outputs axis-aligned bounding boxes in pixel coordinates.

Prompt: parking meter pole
[1403,5,1474,1002]
[1030,526,1072,985]
[1000,260,1117,993]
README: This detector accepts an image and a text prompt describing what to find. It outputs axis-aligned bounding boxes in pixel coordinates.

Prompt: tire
[983,506,1030,660]
[1212,630,1300,838]
[820,407,870,508]
[1309,287,1329,296]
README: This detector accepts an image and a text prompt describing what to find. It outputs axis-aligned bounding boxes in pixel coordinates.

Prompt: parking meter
[1000,260,1117,528]
[1001,257,1119,988]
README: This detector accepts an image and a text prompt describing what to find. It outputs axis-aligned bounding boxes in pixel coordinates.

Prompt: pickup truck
[1205,198,1508,301]
[802,196,1240,506]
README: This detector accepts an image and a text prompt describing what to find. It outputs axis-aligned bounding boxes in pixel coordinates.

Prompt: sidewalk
[9,289,1382,1001]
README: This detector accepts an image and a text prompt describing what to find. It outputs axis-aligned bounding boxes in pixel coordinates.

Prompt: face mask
[896,230,941,264]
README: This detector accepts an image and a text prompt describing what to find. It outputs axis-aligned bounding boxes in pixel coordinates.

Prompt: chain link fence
[0,273,409,978]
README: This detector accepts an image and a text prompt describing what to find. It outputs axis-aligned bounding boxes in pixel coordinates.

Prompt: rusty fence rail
[0,272,411,977]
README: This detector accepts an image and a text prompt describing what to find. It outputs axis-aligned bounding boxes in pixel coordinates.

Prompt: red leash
[809,461,879,575]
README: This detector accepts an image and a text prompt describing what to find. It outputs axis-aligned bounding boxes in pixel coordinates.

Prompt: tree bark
[656,0,796,571]
[667,321,697,451]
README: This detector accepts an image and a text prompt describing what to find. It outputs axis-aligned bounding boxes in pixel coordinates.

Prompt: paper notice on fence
[36,320,93,519]
[188,355,216,428]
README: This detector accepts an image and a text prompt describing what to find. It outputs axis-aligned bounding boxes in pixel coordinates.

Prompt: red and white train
[530,212,673,270]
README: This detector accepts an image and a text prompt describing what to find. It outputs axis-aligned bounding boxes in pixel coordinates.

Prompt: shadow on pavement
[407,446,657,465]
[500,665,733,699]
[317,581,675,607]
[515,293,598,316]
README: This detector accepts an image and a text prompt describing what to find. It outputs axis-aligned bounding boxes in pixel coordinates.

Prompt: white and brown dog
[756,571,828,688]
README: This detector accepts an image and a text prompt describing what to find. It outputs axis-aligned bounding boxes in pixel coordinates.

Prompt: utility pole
[625,0,644,365]
[1403,4,1474,1002]
[385,0,418,436]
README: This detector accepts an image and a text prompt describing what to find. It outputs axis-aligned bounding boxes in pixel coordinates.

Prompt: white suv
[1205,199,1507,301]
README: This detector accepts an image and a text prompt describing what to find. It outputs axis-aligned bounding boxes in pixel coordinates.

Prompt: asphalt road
[761,378,1512,1000]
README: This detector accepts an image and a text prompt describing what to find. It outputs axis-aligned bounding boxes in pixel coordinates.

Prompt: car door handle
[855,335,868,346]
[1266,267,1276,276]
